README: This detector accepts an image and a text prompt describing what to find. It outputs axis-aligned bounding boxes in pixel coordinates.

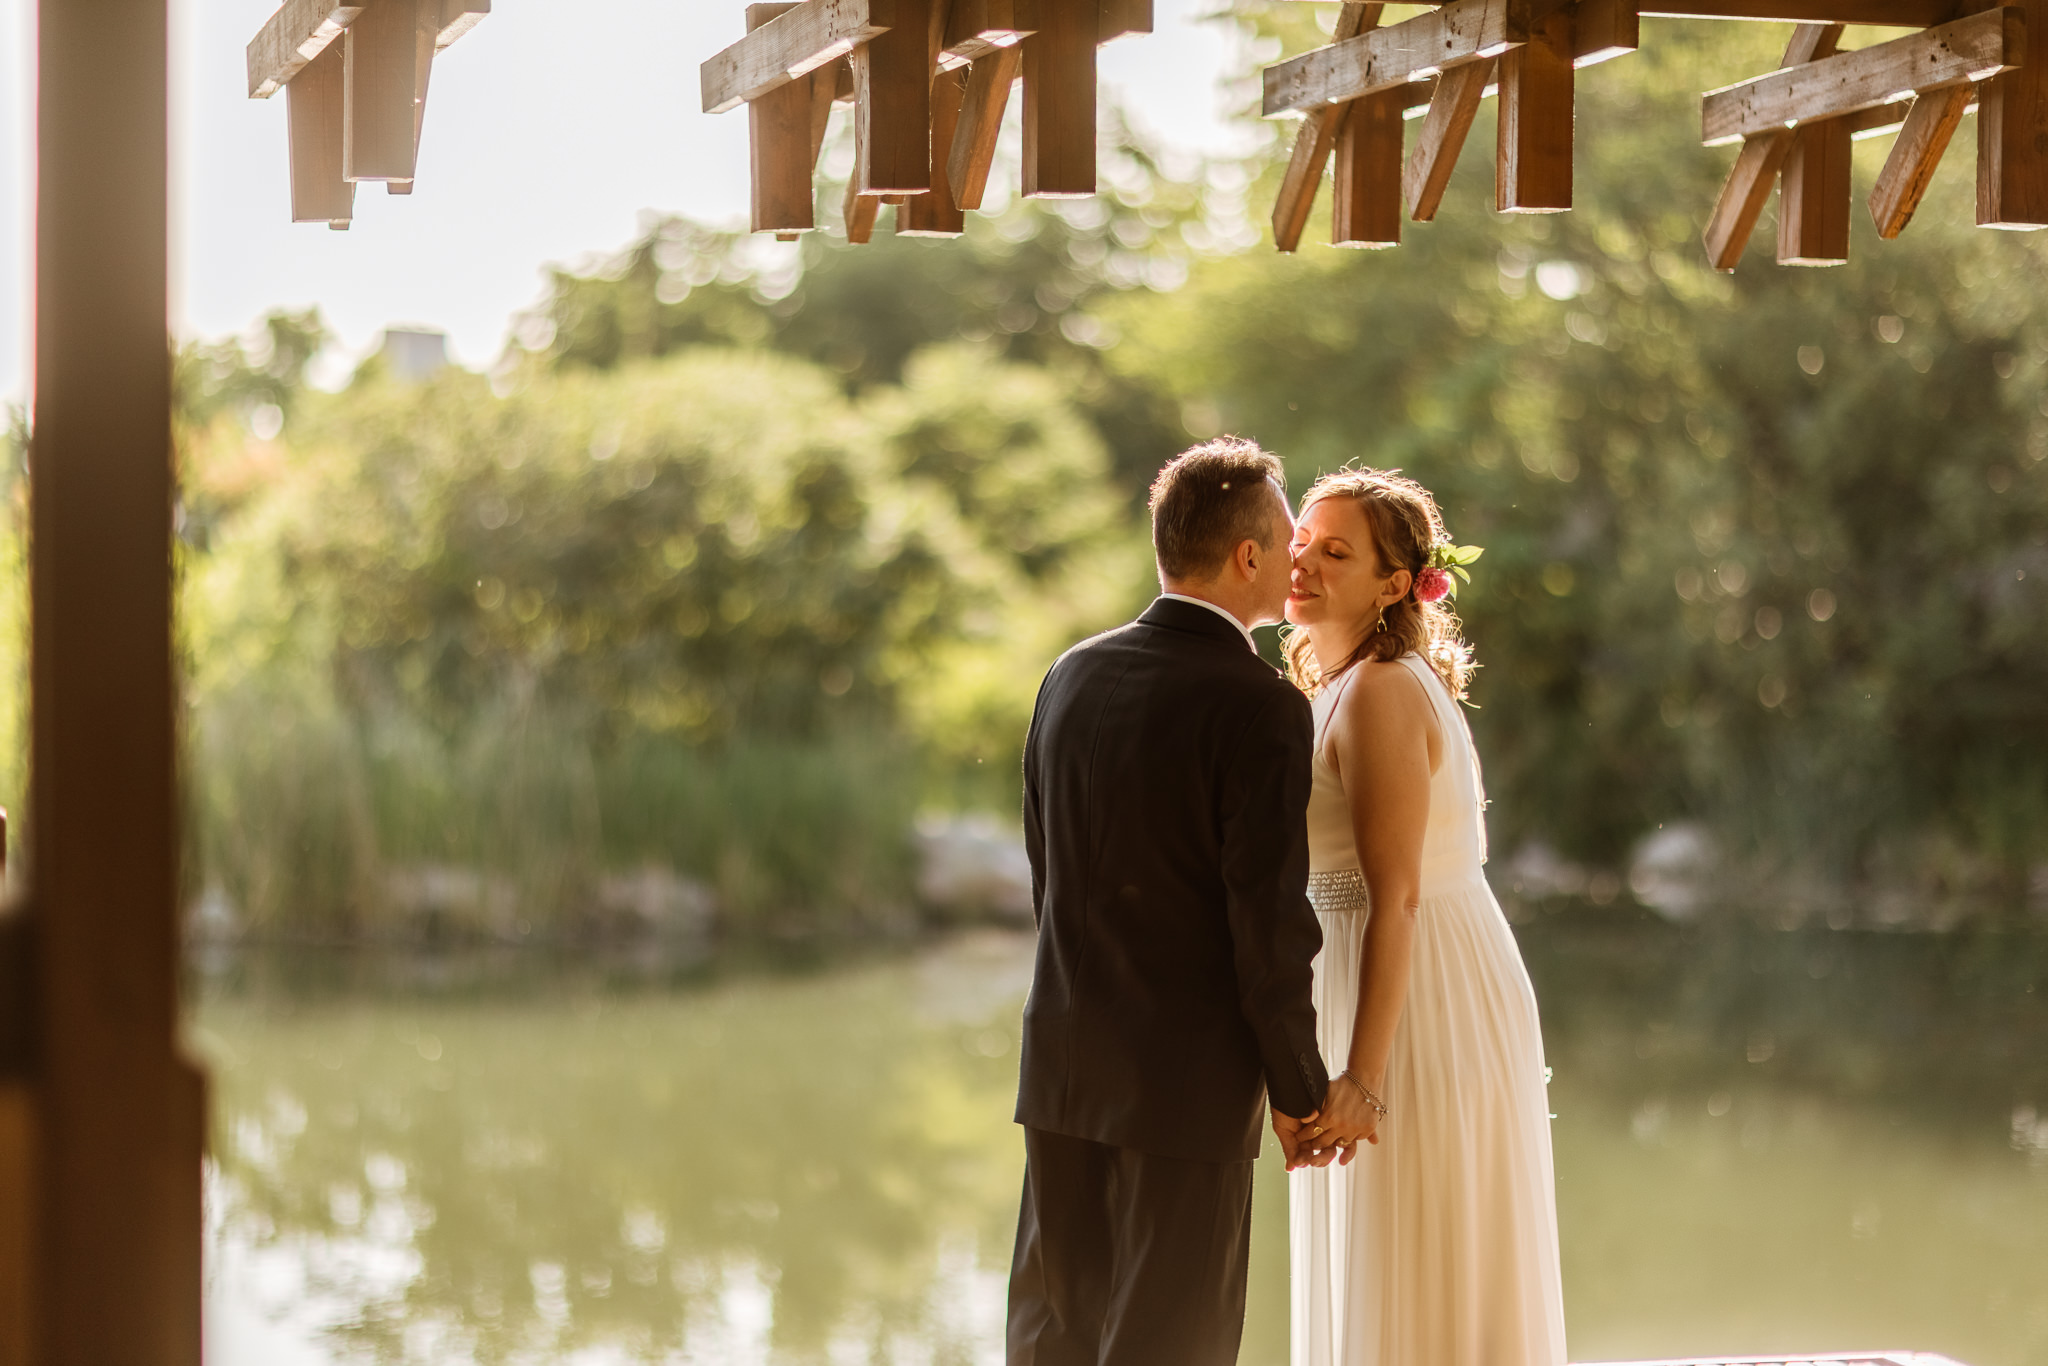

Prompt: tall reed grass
[188,685,923,942]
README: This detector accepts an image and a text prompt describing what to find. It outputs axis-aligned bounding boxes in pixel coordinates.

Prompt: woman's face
[1286,496,1396,632]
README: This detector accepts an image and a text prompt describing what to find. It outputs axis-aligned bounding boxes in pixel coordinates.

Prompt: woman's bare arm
[1306,661,1440,1156]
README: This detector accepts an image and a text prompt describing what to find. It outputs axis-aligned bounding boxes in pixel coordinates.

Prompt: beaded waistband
[1308,868,1370,913]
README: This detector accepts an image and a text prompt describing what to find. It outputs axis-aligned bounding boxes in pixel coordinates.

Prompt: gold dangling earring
[1374,606,1387,636]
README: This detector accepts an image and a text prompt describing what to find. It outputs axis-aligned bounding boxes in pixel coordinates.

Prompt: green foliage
[179,329,1138,933]
[1102,19,2048,898]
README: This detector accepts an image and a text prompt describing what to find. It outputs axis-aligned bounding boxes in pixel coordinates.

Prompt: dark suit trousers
[1007,1127,1256,1366]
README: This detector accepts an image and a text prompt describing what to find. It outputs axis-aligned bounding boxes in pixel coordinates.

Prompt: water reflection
[194,920,2048,1366]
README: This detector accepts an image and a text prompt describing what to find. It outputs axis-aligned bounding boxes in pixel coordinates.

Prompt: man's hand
[1271,1107,1314,1169]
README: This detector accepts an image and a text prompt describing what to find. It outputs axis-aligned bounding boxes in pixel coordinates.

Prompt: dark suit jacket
[1015,597,1329,1165]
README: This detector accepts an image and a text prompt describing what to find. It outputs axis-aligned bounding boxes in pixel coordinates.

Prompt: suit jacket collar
[1140,596,1258,652]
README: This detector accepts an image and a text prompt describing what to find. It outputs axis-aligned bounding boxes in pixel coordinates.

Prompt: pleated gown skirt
[1289,872,1567,1366]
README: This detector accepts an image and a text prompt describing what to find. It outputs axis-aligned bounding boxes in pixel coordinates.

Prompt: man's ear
[1235,538,1261,582]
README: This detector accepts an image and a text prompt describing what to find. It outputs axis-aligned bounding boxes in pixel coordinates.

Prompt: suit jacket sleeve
[1219,688,1330,1120]
[1021,668,1052,929]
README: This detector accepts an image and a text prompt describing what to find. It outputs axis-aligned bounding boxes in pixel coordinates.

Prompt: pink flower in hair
[1414,567,1454,605]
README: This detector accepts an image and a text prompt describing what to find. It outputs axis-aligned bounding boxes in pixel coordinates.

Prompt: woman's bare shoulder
[1336,658,1433,715]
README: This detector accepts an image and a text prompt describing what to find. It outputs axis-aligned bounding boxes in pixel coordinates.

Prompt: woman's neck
[1306,620,1371,678]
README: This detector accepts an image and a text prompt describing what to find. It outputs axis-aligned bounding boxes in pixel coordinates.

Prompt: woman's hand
[1302,1076,1380,1165]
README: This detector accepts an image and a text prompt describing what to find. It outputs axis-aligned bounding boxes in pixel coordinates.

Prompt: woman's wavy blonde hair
[1282,467,1474,700]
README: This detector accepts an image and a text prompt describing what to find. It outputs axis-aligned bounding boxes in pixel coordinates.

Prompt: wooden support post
[1023,0,1097,197]
[903,65,970,233]
[1497,2,1573,212]
[1405,58,1494,221]
[949,47,1022,209]
[1333,88,1407,246]
[1871,84,1972,236]
[33,4,205,1366]
[1978,0,2048,226]
[287,34,355,225]
[343,0,428,182]
[748,3,821,232]
[1700,23,1838,270]
[852,0,935,194]
[1778,115,1852,263]
[1273,1,1382,252]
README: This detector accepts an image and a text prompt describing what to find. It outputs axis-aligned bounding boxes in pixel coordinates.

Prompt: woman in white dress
[1277,468,1566,1366]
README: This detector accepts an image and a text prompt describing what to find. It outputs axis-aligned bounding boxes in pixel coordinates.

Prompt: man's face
[1249,482,1298,626]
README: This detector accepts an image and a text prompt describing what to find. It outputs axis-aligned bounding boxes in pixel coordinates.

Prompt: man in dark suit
[1007,438,1332,1366]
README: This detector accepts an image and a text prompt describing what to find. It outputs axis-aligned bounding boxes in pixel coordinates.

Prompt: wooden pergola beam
[287,35,355,225]
[1263,0,1532,117]
[748,3,823,233]
[1023,0,1098,196]
[1870,82,1972,235]
[1273,1,1384,252]
[1778,114,1852,262]
[1702,7,2021,145]
[248,0,363,98]
[702,0,897,114]
[1497,2,1574,211]
[850,0,935,194]
[1333,87,1409,245]
[901,63,970,234]
[250,0,485,99]
[1701,22,1838,270]
[1977,0,2048,226]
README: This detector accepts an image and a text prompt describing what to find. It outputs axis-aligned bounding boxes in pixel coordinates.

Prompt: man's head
[1148,438,1294,628]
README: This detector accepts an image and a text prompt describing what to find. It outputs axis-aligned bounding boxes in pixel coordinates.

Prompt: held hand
[1271,1107,1313,1168]
[1302,1073,1383,1165]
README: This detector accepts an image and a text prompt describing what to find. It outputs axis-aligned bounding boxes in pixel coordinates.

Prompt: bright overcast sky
[0,0,1256,406]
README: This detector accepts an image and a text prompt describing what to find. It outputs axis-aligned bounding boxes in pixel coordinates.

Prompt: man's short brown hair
[1148,438,1288,582]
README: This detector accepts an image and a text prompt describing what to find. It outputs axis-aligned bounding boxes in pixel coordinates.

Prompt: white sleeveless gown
[1289,653,1567,1366]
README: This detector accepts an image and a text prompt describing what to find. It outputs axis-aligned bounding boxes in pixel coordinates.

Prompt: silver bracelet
[1338,1070,1389,1121]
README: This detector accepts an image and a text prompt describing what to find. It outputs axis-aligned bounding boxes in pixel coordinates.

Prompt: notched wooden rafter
[1404,57,1496,220]
[1869,83,1974,236]
[1701,7,2023,145]
[1700,23,1839,271]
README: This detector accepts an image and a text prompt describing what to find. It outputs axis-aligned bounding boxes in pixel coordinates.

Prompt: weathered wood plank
[343,0,428,182]
[949,46,1023,209]
[1333,88,1407,245]
[248,0,364,99]
[1263,0,1529,116]
[1870,82,1971,235]
[1498,2,1573,210]
[1273,2,1383,252]
[1024,0,1097,196]
[1778,114,1852,261]
[1405,57,1494,218]
[0,1082,27,1366]
[287,34,354,224]
[1701,8,2021,145]
[702,0,896,115]
[1700,24,1838,270]
[902,65,970,234]
[851,0,935,194]
[1977,0,2048,225]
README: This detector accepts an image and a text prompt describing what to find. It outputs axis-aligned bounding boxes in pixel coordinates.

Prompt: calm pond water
[189,915,2048,1366]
